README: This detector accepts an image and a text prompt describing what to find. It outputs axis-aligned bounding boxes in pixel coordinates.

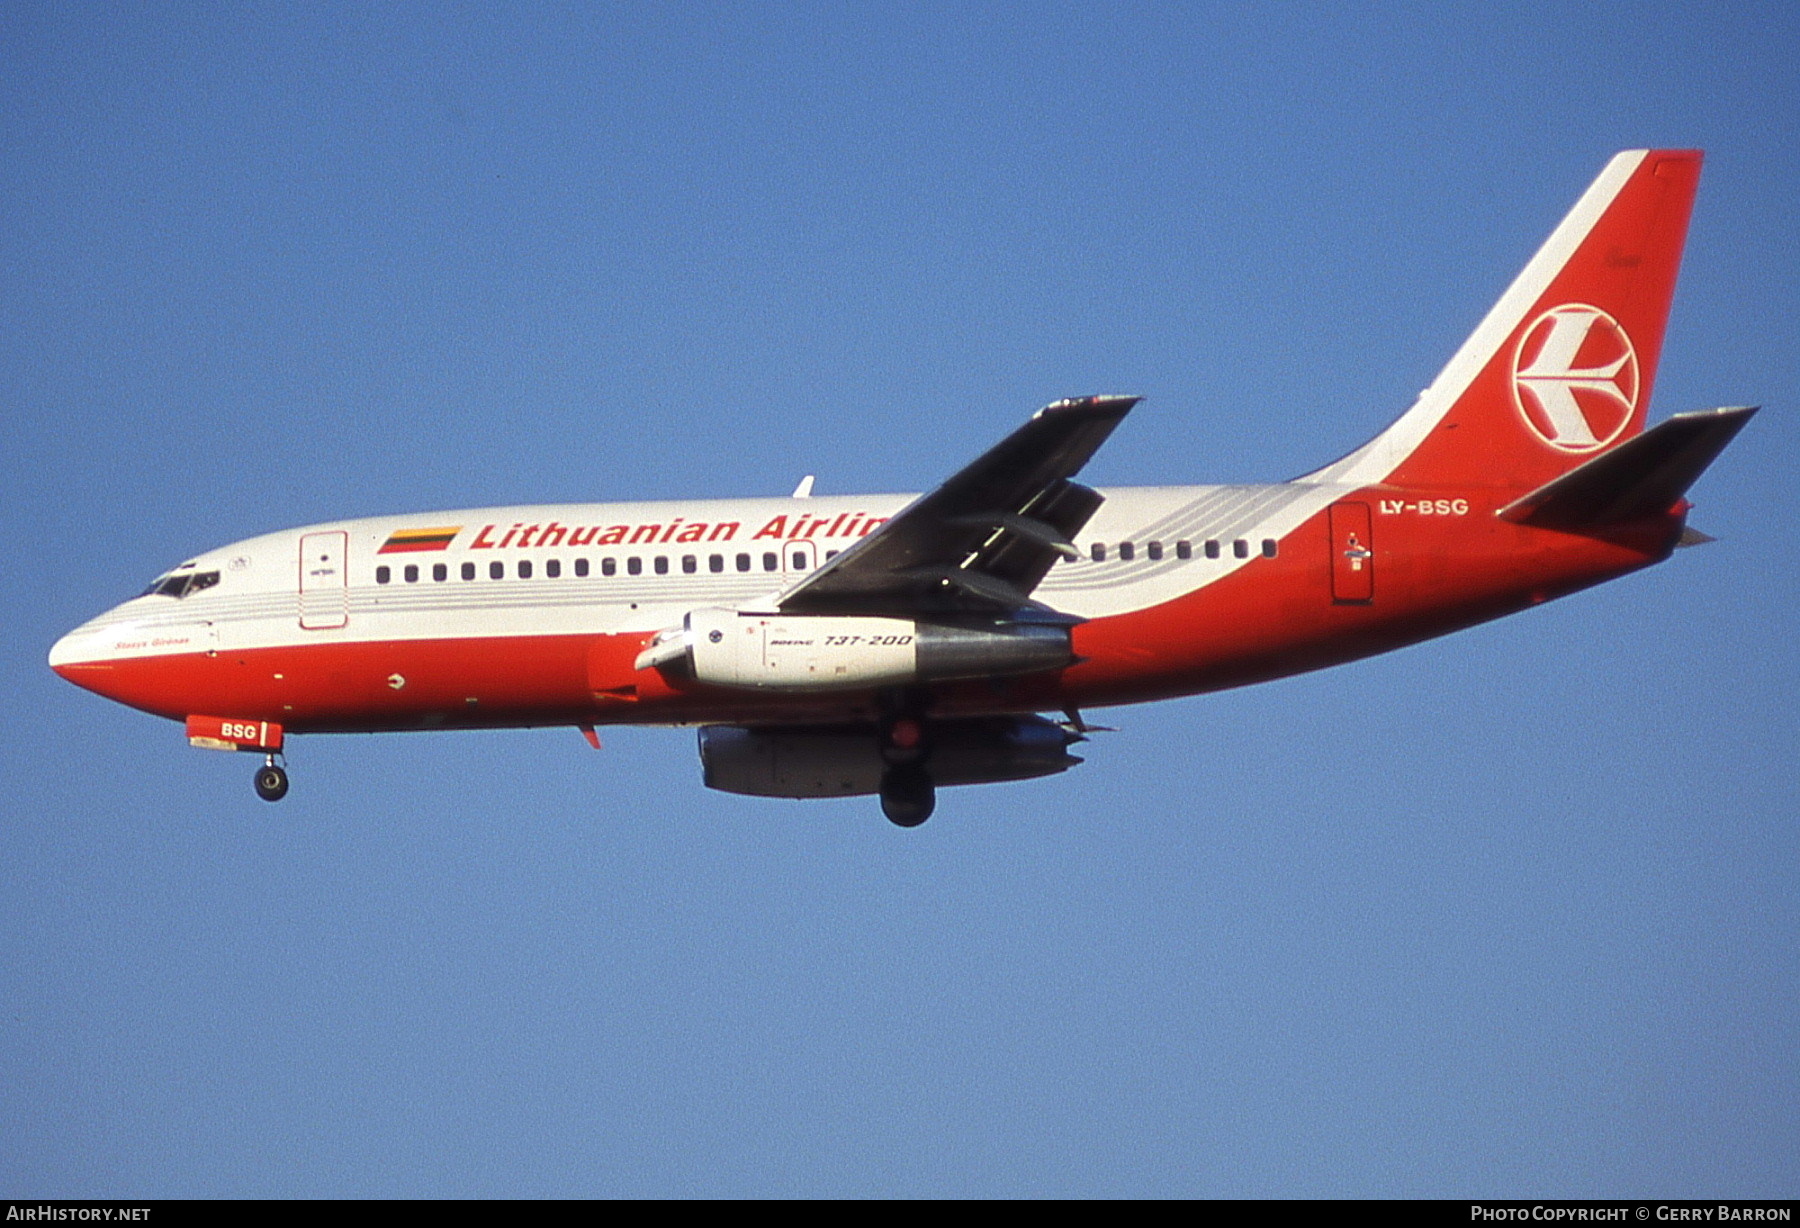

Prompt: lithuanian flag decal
[378,526,462,554]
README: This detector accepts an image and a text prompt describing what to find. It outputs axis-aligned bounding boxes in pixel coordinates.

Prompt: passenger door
[299,531,349,629]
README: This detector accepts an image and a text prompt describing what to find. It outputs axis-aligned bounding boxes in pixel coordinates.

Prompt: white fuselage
[51,483,1335,671]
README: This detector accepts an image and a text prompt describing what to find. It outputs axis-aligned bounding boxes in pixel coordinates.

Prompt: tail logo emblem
[1511,304,1639,453]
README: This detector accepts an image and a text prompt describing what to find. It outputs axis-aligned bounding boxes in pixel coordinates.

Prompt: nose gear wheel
[254,755,289,802]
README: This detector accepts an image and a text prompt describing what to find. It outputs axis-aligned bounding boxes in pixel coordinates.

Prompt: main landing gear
[878,714,935,827]
[879,763,934,827]
[254,754,289,802]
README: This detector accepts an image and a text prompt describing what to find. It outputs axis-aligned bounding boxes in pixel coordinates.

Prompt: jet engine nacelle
[698,716,1084,798]
[662,608,1072,692]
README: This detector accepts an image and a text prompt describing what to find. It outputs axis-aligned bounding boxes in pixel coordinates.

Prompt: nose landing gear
[254,755,289,802]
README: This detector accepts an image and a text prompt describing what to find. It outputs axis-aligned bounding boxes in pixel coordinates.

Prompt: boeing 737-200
[50,149,1754,824]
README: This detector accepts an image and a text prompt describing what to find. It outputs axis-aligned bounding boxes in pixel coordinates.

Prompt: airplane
[49,148,1755,826]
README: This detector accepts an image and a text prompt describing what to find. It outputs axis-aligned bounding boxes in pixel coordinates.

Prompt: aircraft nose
[48,616,120,693]
[49,626,94,674]
[49,607,207,720]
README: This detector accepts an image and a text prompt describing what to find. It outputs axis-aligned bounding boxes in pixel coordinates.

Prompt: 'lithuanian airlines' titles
[459,512,890,552]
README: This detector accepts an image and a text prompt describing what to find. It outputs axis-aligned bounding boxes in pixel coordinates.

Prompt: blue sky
[4,2,1796,1197]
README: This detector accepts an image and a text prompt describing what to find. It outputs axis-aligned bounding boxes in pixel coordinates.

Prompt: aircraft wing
[776,395,1137,619]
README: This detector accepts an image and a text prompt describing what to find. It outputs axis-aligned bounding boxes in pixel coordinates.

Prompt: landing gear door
[1329,502,1374,604]
[299,530,349,630]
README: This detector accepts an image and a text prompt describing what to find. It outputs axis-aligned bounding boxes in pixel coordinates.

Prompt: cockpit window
[140,570,220,599]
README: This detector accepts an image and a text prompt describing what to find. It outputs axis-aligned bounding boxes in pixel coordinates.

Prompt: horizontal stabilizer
[1497,406,1757,531]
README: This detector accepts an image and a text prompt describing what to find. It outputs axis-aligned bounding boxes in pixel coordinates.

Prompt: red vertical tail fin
[1310,150,1702,492]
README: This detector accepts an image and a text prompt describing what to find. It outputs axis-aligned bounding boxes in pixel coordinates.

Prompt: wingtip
[1035,394,1141,420]
[1670,404,1759,421]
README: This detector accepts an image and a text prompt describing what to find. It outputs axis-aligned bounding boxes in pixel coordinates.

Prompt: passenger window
[1147,541,1163,561]
[790,551,806,570]
[1204,540,1220,559]
[826,550,838,560]
[602,558,617,576]
[763,552,778,572]
[404,564,419,583]
[1119,542,1135,561]
[627,557,642,575]
[433,563,447,582]
[518,559,533,579]
[737,553,752,572]
[490,561,505,579]
[682,555,697,574]
[546,559,561,578]
[709,554,724,573]
[1176,541,1192,560]
[462,562,476,581]
[1262,538,1278,558]
[654,556,669,575]
[575,558,589,577]
[376,566,391,585]
[1233,539,1249,558]
[1091,542,1107,562]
